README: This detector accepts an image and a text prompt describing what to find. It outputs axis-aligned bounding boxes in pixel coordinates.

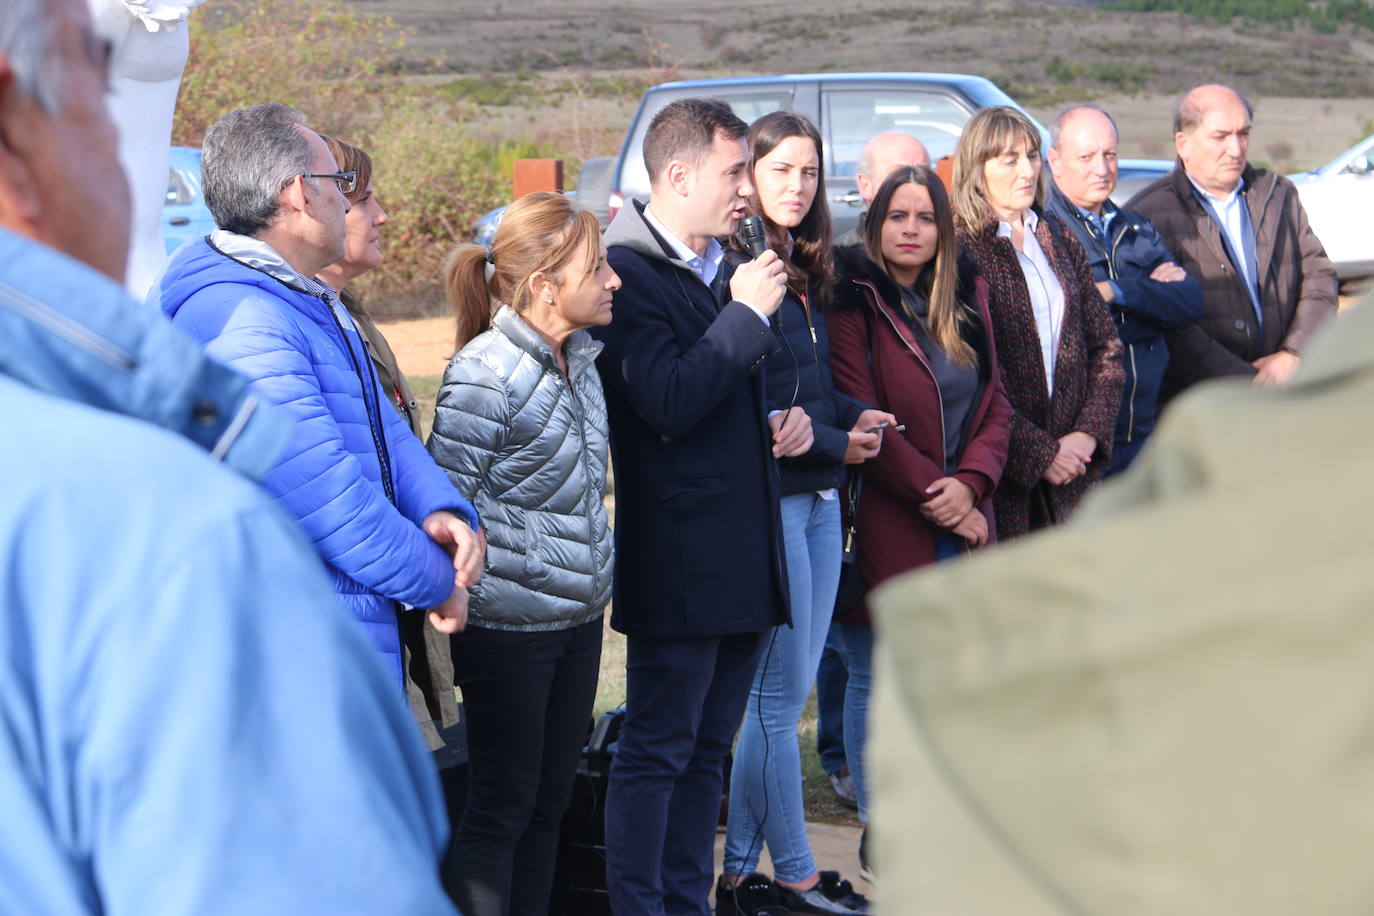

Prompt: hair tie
[484,245,495,265]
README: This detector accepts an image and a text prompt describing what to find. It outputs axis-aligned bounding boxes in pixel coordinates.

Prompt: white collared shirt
[998,210,1066,395]
[643,205,723,288]
[1187,174,1261,320]
[642,205,771,327]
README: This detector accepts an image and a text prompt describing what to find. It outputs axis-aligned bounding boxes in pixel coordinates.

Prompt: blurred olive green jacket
[868,295,1374,915]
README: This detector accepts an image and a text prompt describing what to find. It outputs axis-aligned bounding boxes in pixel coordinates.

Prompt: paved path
[713,821,872,902]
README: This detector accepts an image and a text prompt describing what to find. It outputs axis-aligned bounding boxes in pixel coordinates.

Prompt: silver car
[475,72,1171,242]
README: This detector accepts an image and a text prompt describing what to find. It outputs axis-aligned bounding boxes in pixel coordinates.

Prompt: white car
[1290,134,1374,280]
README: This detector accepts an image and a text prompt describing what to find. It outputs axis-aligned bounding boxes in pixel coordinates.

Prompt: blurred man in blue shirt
[0,0,457,911]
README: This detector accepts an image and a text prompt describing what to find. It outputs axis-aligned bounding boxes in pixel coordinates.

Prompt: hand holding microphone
[730,215,788,317]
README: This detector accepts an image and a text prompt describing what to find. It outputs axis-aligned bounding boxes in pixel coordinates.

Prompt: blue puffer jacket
[1045,185,1204,473]
[151,236,478,685]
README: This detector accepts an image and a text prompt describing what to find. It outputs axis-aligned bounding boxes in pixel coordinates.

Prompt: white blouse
[998,209,1066,396]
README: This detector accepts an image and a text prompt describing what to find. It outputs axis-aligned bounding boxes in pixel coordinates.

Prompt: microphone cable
[730,241,806,914]
[667,241,802,911]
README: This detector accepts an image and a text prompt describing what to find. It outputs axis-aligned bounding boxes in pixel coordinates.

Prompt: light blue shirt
[642,204,724,287]
[642,205,771,326]
[1187,174,1262,327]
[0,232,456,915]
[999,209,1067,396]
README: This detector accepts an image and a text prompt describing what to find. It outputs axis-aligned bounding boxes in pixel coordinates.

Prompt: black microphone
[739,215,768,258]
[739,215,789,367]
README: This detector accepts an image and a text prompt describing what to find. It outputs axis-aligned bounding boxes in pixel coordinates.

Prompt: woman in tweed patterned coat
[952,107,1124,539]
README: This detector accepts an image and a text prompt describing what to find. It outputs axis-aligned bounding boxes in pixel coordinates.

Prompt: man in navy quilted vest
[150,103,484,688]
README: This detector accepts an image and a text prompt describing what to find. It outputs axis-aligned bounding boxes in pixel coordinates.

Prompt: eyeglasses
[302,171,357,195]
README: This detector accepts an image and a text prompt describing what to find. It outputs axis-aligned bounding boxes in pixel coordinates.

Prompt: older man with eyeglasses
[150,102,485,692]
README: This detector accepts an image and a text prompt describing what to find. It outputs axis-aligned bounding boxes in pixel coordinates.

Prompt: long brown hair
[864,166,977,369]
[951,105,1047,234]
[742,110,834,309]
[444,191,600,351]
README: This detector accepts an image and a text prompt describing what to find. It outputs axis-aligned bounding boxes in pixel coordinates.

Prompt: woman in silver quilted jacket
[428,191,619,916]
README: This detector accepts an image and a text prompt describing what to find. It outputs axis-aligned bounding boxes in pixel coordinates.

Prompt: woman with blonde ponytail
[427,191,620,916]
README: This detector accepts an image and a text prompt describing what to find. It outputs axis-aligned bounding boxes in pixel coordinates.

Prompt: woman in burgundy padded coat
[823,166,1012,835]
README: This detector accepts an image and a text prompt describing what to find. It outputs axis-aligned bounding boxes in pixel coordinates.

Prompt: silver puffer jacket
[428,305,613,630]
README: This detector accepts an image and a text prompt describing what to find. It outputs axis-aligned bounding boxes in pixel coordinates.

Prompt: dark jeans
[449,617,603,916]
[815,623,849,777]
[605,631,768,916]
[934,531,966,562]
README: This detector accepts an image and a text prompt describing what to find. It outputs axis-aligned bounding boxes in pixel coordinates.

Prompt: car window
[167,166,194,206]
[723,92,797,125]
[618,88,794,204]
[823,89,972,176]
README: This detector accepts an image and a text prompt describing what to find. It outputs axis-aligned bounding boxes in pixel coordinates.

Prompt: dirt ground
[378,316,455,379]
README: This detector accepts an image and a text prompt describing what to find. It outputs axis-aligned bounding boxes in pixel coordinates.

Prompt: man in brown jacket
[1128,84,1337,401]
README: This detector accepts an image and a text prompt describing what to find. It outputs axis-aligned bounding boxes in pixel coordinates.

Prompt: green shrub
[173,0,406,146]
[172,0,593,315]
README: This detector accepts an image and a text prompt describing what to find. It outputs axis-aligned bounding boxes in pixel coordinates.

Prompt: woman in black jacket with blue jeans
[718,111,892,916]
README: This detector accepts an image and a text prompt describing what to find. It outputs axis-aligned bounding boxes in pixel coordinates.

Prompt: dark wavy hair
[741,110,834,310]
[642,98,747,187]
[864,165,976,369]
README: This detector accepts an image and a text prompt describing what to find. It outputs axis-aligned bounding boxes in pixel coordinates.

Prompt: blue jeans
[723,492,842,882]
[832,622,874,821]
[815,624,848,777]
[839,532,965,822]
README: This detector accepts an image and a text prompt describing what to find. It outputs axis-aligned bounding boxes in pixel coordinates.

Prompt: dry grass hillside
[263,0,1374,314]
[354,0,1374,167]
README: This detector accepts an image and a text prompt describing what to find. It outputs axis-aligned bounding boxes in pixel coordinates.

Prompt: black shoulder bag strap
[840,303,876,569]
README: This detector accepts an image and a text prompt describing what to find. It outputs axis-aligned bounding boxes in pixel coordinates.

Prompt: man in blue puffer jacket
[151,103,484,687]
[1046,104,1205,474]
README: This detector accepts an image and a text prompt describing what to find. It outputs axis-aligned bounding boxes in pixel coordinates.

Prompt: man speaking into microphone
[594,98,804,915]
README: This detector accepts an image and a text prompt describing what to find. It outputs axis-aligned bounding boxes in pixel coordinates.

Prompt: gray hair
[0,0,59,113]
[1050,104,1119,150]
[202,103,316,237]
[1174,85,1254,134]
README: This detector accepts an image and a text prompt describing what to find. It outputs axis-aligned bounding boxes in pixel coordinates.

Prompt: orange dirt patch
[376,316,455,378]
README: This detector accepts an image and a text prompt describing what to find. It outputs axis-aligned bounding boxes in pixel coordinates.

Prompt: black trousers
[604,630,768,916]
[449,617,603,916]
